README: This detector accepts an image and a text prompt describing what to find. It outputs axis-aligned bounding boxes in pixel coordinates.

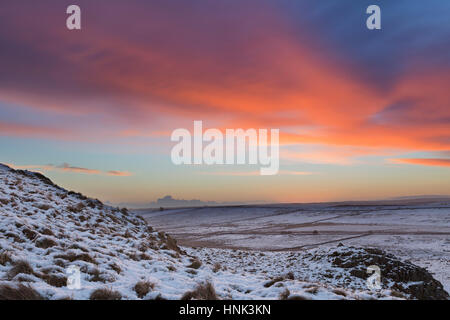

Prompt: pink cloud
[7,163,133,176]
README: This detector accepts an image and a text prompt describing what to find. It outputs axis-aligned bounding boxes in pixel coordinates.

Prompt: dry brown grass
[285,272,295,280]
[4,232,24,243]
[89,288,122,300]
[54,252,97,264]
[185,269,197,275]
[263,276,284,288]
[41,274,67,287]
[181,282,218,300]
[68,243,88,252]
[35,204,52,211]
[0,251,12,266]
[66,202,85,213]
[0,283,44,300]
[7,260,35,279]
[53,259,66,268]
[390,290,406,299]
[134,281,155,298]
[332,289,347,297]
[212,263,221,273]
[187,258,202,269]
[109,262,122,274]
[167,265,176,272]
[40,227,55,236]
[287,295,309,300]
[36,237,57,249]
[164,235,180,252]
[279,288,290,300]
[123,229,134,239]
[22,228,37,240]
[75,202,86,211]
[86,267,100,281]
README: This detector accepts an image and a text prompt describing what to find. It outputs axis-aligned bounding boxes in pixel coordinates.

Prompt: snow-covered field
[0,163,448,300]
[137,200,450,295]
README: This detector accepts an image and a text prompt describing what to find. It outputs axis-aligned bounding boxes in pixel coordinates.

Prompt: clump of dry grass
[35,204,52,211]
[68,243,88,252]
[52,258,66,268]
[40,227,55,236]
[19,229,32,241]
[187,258,202,269]
[0,283,44,300]
[390,290,406,299]
[7,260,35,279]
[185,269,197,275]
[109,262,122,274]
[123,229,134,239]
[181,282,218,300]
[66,202,85,213]
[285,271,295,280]
[287,295,309,300]
[164,234,180,252]
[0,251,12,266]
[279,288,291,300]
[35,237,57,249]
[54,252,97,264]
[89,288,122,300]
[332,289,347,297]
[263,276,285,288]
[134,281,155,298]
[41,274,67,288]
[87,268,104,282]
[212,263,221,273]
[167,265,176,272]
[4,232,24,243]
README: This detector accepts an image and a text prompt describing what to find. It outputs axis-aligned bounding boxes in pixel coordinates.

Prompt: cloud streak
[7,163,133,176]
[391,158,450,167]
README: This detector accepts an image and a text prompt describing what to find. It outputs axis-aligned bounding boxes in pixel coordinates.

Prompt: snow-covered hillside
[0,164,447,300]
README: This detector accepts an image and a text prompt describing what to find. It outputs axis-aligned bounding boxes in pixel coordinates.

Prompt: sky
[0,0,449,206]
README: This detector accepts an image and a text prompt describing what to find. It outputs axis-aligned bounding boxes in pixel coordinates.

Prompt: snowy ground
[1,163,409,300]
[137,201,450,293]
[1,163,447,300]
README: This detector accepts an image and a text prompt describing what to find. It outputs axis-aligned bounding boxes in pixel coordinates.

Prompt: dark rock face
[330,247,448,300]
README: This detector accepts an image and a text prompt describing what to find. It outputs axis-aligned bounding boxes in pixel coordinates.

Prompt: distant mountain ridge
[112,195,266,209]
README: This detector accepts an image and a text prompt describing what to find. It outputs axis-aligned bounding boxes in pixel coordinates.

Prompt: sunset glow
[1,0,449,205]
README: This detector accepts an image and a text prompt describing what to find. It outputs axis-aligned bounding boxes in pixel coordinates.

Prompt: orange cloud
[391,158,450,167]
[106,170,133,177]
[0,122,68,138]
[0,1,449,165]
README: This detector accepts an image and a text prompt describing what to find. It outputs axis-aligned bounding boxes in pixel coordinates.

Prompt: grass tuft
[0,284,44,300]
[134,281,155,299]
[181,282,218,300]
[89,288,122,300]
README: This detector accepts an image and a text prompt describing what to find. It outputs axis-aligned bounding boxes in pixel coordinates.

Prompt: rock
[329,246,449,300]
